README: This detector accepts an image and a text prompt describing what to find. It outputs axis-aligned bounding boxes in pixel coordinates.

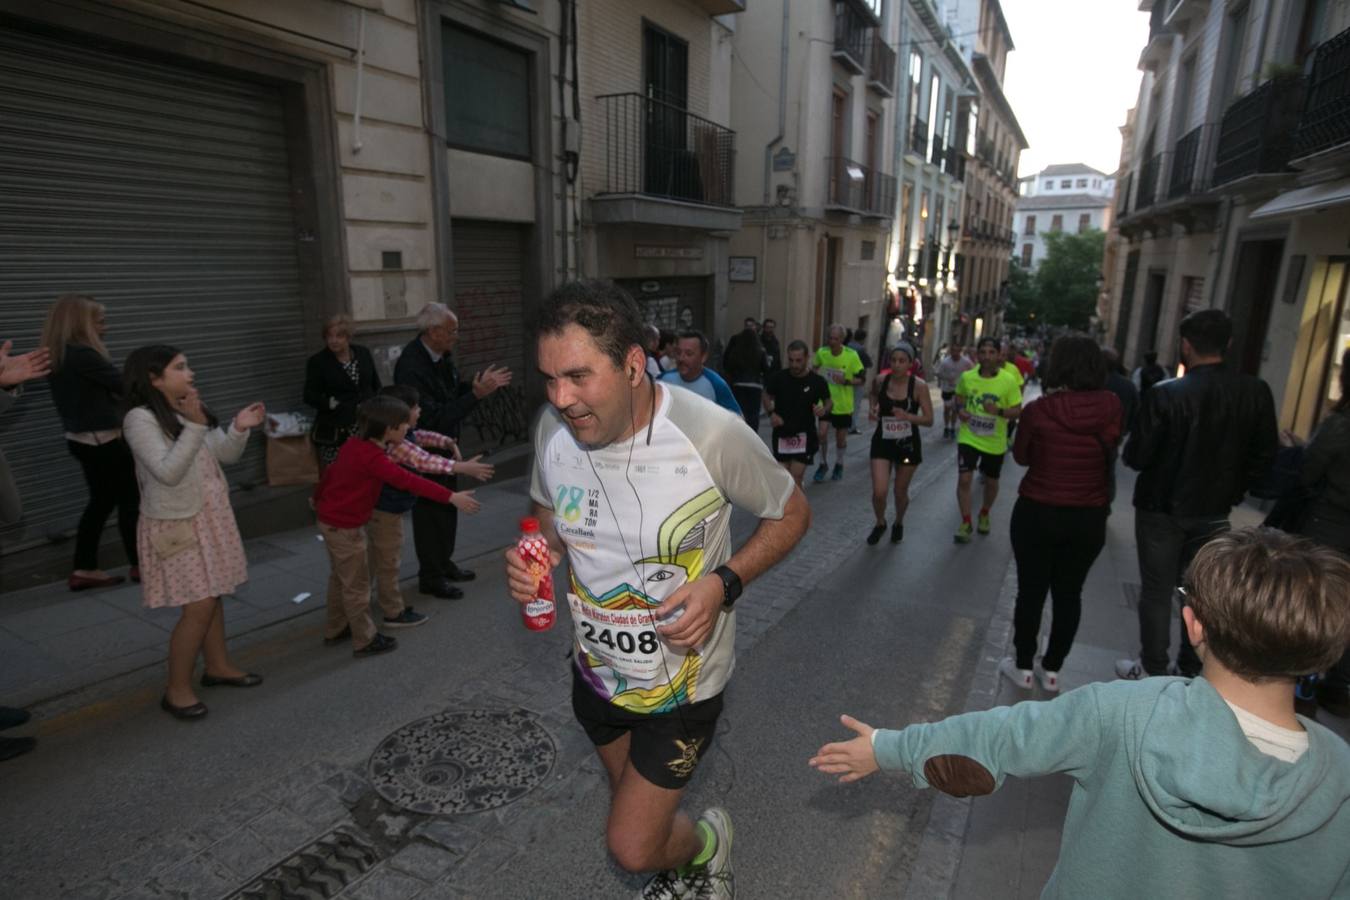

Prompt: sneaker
[638,870,686,900]
[1114,658,1146,680]
[637,808,734,900]
[976,513,991,535]
[813,463,828,484]
[866,524,886,546]
[999,657,1033,690]
[954,521,973,543]
[383,608,429,628]
[890,522,904,544]
[831,463,844,481]
[1034,663,1060,693]
[354,633,398,658]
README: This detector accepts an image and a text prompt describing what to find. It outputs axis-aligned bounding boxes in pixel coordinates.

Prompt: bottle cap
[519,517,540,533]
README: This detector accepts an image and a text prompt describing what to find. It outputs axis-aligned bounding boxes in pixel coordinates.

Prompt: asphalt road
[2,414,1022,900]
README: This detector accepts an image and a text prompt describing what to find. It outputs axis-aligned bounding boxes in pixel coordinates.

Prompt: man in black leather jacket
[1118,309,1277,679]
[394,303,511,599]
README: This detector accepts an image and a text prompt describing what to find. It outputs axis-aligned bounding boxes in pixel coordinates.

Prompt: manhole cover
[369,708,556,814]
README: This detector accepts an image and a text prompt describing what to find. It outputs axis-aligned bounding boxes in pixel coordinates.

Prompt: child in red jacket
[313,395,480,656]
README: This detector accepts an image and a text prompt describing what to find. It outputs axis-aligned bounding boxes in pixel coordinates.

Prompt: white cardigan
[123,407,250,520]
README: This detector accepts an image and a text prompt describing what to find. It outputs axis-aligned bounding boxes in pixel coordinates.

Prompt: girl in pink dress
[122,345,266,721]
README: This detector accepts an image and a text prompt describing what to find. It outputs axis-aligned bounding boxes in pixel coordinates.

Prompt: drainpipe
[759,0,791,322]
[351,8,367,154]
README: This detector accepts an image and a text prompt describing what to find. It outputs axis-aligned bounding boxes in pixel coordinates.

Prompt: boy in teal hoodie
[811,527,1350,898]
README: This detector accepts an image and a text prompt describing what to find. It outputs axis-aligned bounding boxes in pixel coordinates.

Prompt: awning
[1250,177,1350,220]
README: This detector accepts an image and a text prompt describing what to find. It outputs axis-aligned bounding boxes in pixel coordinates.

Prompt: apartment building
[727,0,898,350]
[889,0,976,365]
[1013,164,1116,270]
[1111,0,1350,439]
[950,0,1026,344]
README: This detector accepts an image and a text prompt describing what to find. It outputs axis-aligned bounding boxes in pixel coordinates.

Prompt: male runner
[506,280,810,899]
[933,343,974,440]
[763,340,832,487]
[953,337,1022,543]
[811,324,865,483]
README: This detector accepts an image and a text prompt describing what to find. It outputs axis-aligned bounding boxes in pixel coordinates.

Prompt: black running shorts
[571,665,723,790]
[957,442,1005,478]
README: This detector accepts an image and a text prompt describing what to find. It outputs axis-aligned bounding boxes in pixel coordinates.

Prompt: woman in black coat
[304,314,381,468]
[41,294,141,591]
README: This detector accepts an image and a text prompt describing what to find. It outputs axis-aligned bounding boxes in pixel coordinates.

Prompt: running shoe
[383,608,429,628]
[1034,663,1060,693]
[866,524,886,546]
[976,513,991,535]
[1114,658,1146,680]
[813,463,828,484]
[890,523,904,544]
[999,657,1033,690]
[954,521,973,543]
[638,808,734,899]
[831,463,844,481]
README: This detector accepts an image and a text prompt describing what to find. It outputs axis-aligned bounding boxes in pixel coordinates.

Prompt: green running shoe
[977,513,991,535]
[954,521,973,543]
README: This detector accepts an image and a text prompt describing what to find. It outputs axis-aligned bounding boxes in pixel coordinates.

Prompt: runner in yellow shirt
[811,324,866,483]
[954,337,1023,543]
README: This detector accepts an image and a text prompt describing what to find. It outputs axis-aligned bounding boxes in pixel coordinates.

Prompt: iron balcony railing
[596,93,735,207]
[866,33,896,96]
[946,146,966,181]
[930,133,946,169]
[1117,169,1133,216]
[1212,76,1306,187]
[1293,25,1350,160]
[1167,123,1215,199]
[909,118,929,158]
[825,156,896,216]
[1136,150,1169,210]
[833,2,870,75]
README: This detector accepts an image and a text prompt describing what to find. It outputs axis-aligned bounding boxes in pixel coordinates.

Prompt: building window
[1021,243,1033,267]
[1060,179,1072,189]
[1076,178,1088,188]
[1078,213,1091,233]
[443,24,532,159]
[1051,214,1063,232]
[1043,179,1053,190]
[1024,215,1036,236]
[861,240,876,260]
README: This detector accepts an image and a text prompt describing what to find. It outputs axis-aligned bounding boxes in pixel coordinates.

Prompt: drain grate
[231,827,379,900]
[368,708,556,815]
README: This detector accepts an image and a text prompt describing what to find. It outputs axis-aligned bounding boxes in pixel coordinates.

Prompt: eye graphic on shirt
[647,569,675,582]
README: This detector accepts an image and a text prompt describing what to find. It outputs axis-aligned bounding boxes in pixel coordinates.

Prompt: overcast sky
[998,0,1151,179]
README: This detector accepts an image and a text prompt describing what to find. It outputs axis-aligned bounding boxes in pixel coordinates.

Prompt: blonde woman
[41,294,141,591]
[304,314,381,468]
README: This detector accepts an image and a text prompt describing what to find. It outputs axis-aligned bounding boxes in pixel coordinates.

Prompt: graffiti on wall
[465,383,529,450]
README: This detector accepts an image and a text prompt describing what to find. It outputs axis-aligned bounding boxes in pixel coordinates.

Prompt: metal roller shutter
[0,25,308,553]
[450,220,530,450]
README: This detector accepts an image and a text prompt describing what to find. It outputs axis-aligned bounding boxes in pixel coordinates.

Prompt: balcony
[866,33,896,97]
[1163,0,1209,29]
[591,93,740,232]
[824,156,895,217]
[908,118,929,159]
[832,2,871,76]
[930,134,946,169]
[1117,169,1133,217]
[689,0,746,14]
[1293,26,1350,162]
[1138,3,1172,72]
[1136,150,1169,210]
[1167,123,1214,198]
[1212,76,1306,187]
[946,146,966,182]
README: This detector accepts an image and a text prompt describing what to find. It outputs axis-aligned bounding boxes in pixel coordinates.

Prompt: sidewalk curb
[902,553,1018,900]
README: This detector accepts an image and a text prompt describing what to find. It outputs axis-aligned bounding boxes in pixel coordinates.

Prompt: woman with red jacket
[1001,335,1122,693]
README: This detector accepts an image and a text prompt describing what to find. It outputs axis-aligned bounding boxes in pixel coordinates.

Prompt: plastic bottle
[517,517,555,631]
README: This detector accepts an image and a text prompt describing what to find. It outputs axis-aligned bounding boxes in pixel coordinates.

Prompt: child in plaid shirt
[363,384,493,629]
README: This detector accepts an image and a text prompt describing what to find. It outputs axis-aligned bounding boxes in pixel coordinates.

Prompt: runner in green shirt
[811,324,866,483]
[954,337,1022,543]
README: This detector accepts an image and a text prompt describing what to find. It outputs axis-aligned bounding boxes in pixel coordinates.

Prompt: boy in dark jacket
[314,396,479,657]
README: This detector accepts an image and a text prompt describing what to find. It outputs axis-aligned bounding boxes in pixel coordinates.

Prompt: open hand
[0,341,52,387]
[505,544,561,604]
[809,714,879,783]
[652,575,725,650]
[472,365,513,398]
[455,454,494,482]
[233,402,266,431]
[449,490,480,514]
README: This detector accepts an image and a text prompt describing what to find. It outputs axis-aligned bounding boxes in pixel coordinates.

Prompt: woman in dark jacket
[1298,349,1350,716]
[1002,335,1122,694]
[304,314,381,468]
[40,294,141,591]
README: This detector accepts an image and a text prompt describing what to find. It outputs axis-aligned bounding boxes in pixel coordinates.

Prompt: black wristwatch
[713,565,743,610]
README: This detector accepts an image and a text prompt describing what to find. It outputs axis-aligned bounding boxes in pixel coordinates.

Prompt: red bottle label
[518,534,555,631]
